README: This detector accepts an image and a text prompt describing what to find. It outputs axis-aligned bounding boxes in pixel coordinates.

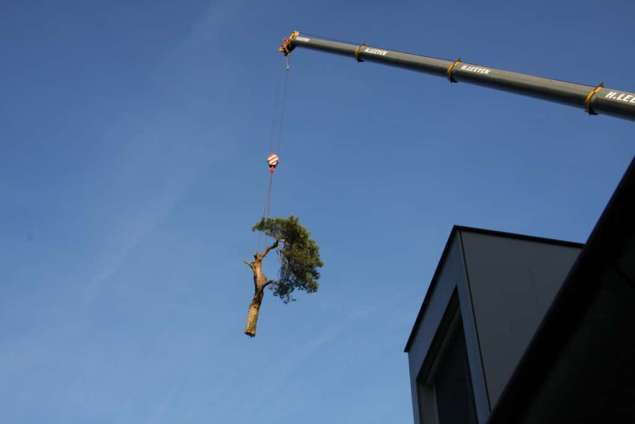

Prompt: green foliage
[252,216,324,303]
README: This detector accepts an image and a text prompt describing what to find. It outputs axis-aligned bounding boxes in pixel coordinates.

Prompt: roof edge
[404,225,461,352]
[454,225,584,249]
[404,225,584,353]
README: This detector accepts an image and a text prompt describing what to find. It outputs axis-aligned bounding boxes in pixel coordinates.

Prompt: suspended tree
[244,216,323,337]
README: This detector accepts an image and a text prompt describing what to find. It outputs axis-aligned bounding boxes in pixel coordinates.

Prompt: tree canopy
[252,216,323,303]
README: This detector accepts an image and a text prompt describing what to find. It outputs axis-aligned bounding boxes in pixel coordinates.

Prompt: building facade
[405,158,635,424]
[404,227,581,424]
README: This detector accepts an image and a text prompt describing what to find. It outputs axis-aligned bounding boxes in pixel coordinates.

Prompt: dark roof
[487,157,635,423]
[404,226,584,352]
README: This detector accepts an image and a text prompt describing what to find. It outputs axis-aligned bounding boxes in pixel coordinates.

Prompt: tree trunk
[245,289,264,337]
[244,252,269,337]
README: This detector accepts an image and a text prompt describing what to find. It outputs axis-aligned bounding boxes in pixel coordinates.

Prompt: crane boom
[279,31,635,121]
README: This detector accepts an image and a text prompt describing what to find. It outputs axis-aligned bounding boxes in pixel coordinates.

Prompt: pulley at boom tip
[279,31,300,56]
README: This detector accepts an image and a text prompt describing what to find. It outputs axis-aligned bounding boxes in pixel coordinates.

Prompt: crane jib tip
[278,31,300,56]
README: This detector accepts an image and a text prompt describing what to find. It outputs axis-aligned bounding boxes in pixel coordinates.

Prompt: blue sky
[1,0,633,423]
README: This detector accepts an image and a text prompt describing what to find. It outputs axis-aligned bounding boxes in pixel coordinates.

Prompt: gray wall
[460,231,581,407]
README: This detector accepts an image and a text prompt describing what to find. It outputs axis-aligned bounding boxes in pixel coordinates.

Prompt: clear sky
[1,0,634,423]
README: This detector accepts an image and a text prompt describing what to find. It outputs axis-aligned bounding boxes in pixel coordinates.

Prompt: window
[418,295,478,424]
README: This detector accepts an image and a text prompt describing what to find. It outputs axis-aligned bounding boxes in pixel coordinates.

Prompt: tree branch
[243,260,254,269]
[259,239,279,259]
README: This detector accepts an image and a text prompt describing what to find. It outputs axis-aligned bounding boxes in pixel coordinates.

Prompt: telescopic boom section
[279,31,635,121]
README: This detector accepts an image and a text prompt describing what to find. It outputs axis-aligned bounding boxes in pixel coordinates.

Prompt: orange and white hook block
[267,153,280,172]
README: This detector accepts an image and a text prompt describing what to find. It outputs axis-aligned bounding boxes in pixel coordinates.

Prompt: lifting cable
[257,56,291,248]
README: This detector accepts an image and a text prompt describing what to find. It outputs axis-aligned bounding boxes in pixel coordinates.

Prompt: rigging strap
[263,170,274,219]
